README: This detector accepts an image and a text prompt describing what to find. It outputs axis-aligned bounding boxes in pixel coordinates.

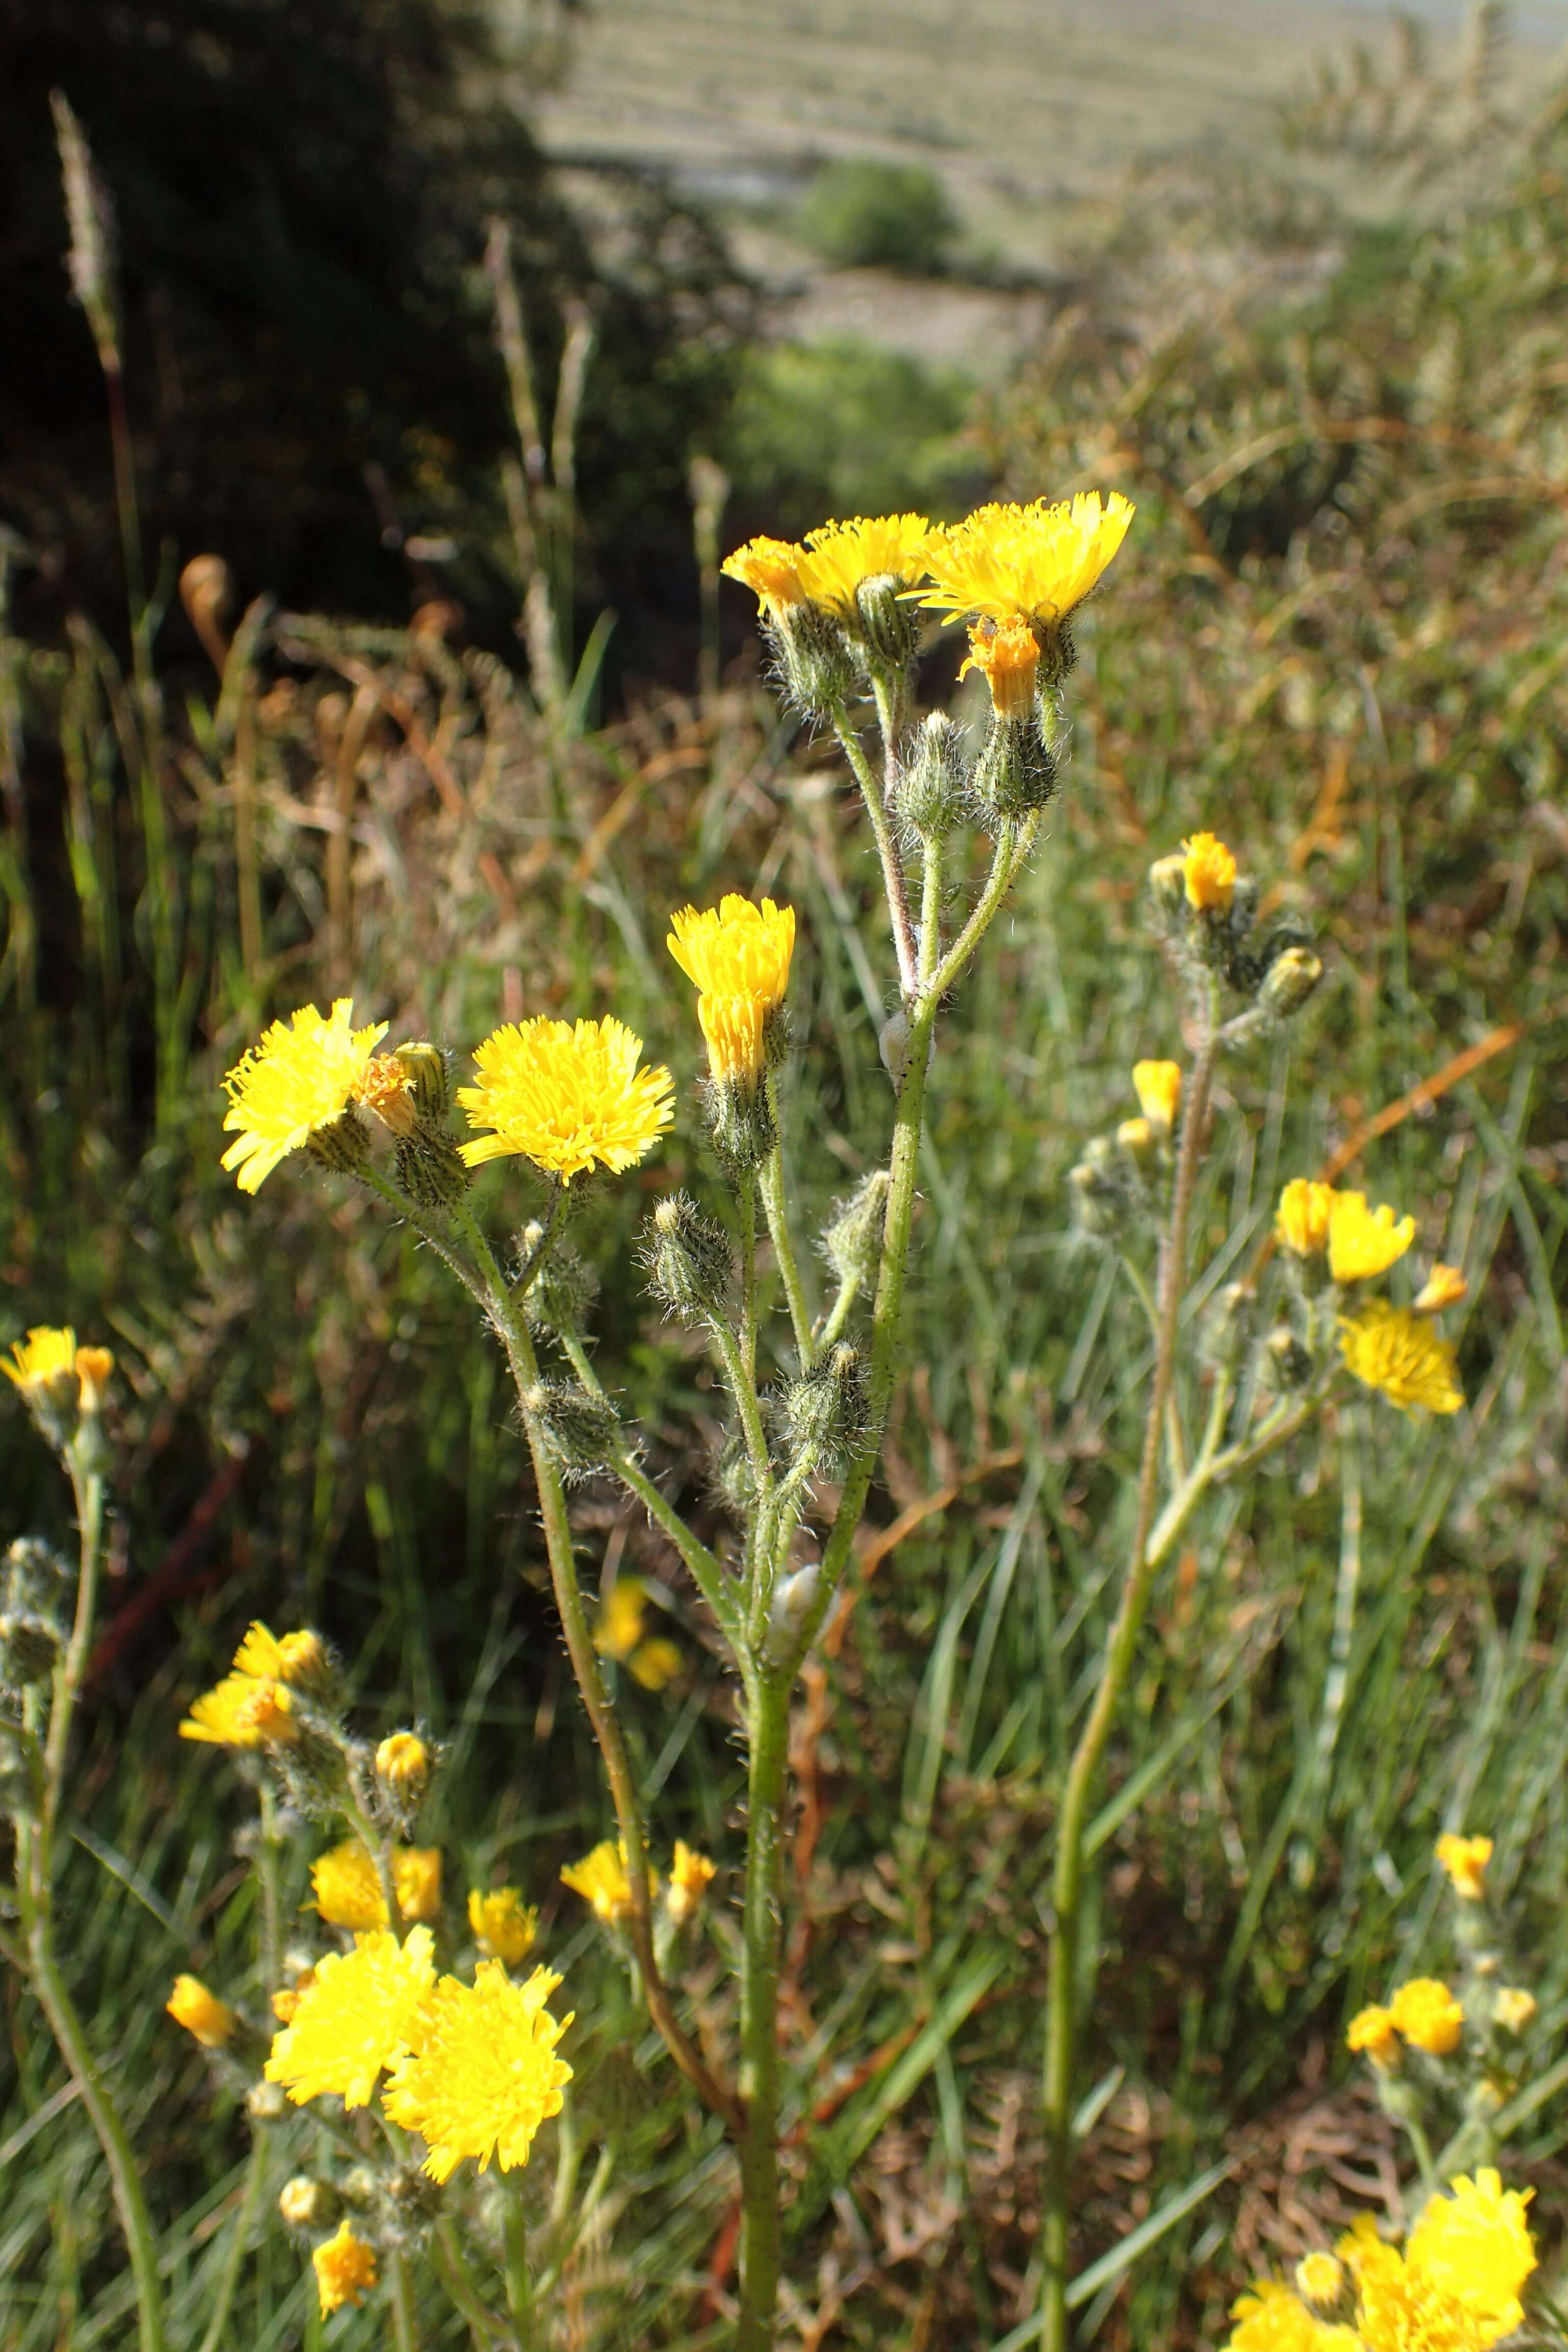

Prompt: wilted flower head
[961,616,1041,719]
[666,1840,717,1925]
[560,1837,657,1924]
[1415,1263,1468,1314]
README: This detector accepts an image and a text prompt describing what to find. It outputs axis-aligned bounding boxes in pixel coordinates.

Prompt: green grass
[5,65,1568,2352]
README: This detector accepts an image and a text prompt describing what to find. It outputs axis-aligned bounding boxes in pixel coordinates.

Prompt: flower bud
[971,714,1056,823]
[247,2081,288,2121]
[391,1042,450,1121]
[822,1169,890,1293]
[166,1974,237,2049]
[522,1379,621,1479]
[0,1609,60,1685]
[279,2177,340,2231]
[766,1557,821,1663]
[766,602,856,719]
[782,1344,867,1473]
[276,1629,335,1698]
[705,1073,777,1171]
[1258,945,1324,1019]
[376,1732,430,1805]
[1200,1282,1253,1373]
[896,712,968,841]
[1263,1326,1313,1392]
[395,1128,470,1209]
[1068,1156,1126,1239]
[305,1107,373,1178]
[1148,853,1188,920]
[643,1194,734,1320]
[853,573,919,670]
[520,1220,599,1334]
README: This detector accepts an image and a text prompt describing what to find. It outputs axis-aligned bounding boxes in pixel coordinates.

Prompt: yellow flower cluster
[1348,1976,1465,2066]
[722,495,1134,643]
[311,1841,442,1929]
[1227,2171,1535,2352]
[3,1327,114,1413]
[593,1577,682,1691]
[179,1621,326,1748]
[383,1960,573,2182]
[667,896,796,1092]
[457,1014,674,1184]
[1273,1179,1463,1414]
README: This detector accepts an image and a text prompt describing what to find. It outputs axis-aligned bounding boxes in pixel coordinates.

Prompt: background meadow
[2,2,1567,2344]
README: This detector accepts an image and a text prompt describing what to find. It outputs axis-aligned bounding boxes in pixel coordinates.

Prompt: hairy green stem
[760,1126,814,1370]
[502,2181,534,2347]
[433,2221,512,2347]
[1039,981,1221,2352]
[736,1677,792,2352]
[830,705,917,996]
[389,2245,419,2352]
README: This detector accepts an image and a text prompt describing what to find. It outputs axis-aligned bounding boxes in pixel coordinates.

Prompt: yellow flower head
[310,1842,443,1930]
[166,1974,237,2049]
[1405,2170,1536,2339]
[1436,1832,1492,1902]
[1132,1060,1182,1135]
[354,1054,418,1137]
[1346,2005,1400,2068]
[1277,1179,1336,1258]
[668,897,796,1089]
[1494,1988,1537,2033]
[1117,1116,1153,1152]
[180,1621,327,1745]
[918,491,1135,627]
[960,616,1041,720]
[1327,1191,1416,1284]
[313,2219,379,2317]
[74,1346,114,1412]
[594,1578,648,1663]
[271,1964,315,2024]
[1339,1303,1463,1415]
[721,534,814,614]
[4,1326,79,1399]
[626,1635,681,1689]
[666,1840,717,1926]
[560,1837,657,1925]
[220,999,387,1193]
[1225,2277,1358,2352]
[376,1732,431,1802]
[468,1886,538,1968]
[233,1622,331,1691]
[1415,1263,1468,1314]
[383,1959,573,2182]
[1294,2254,1344,2310]
[264,1926,435,2109]
[1389,1976,1464,2056]
[1181,831,1237,913]
[457,1015,674,1184]
[799,512,933,611]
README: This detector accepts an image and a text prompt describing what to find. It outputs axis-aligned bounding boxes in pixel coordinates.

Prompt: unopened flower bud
[1258,945,1324,1019]
[1148,854,1188,919]
[853,572,919,669]
[276,1629,334,1697]
[1263,1326,1313,1392]
[522,1380,621,1479]
[643,1194,734,1320]
[395,1130,470,1209]
[1493,1988,1537,2034]
[1200,1282,1253,1372]
[766,1558,821,1663]
[897,711,968,842]
[783,1344,867,1473]
[166,1974,237,2049]
[376,1732,430,1804]
[767,602,856,720]
[280,2176,339,2230]
[1069,1156,1126,1239]
[391,1042,450,1121]
[305,1107,372,1177]
[0,1610,60,1685]
[247,2080,288,2121]
[971,714,1056,823]
[822,1169,890,1293]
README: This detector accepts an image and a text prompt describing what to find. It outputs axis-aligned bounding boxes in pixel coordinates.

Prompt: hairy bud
[305,1107,373,1178]
[766,1557,822,1665]
[897,712,968,841]
[522,1380,621,1479]
[783,1343,867,1473]
[643,1194,734,1320]
[1069,1154,1128,1239]
[1147,853,1188,920]
[279,2176,340,2231]
[1263,1326,1313,1392]
[519,1220,599,1334]
[822,1169,890,1294]
[853,572,920,670]
[394,1129,469,1210]
[971,713,1056,823]
[0,1610,60,1686]
[391,1042,450,1121]
[765,602,856,720]
[1258,945,1324,1020]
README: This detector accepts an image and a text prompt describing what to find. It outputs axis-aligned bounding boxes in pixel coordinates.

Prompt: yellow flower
[1415,1263,1468,1314]
[918,491,1135,627]
[310,1842,443,1930]
[376,1732,430,1801]
[312,2219,379,2316]
[264,1926,435,2108]
[1494,1988,1537,2033]
[457,1015,674,1184]
[1117,1117,1154,1152]
[384,1959,572,2183]
[667,896,797,1089]
[1225,2277,1358,2352]
[959,616,1041,720]
[1327,1191,1416,1284]
[1436,1831,1492,1902]
[354,1054,418,1136]
[1132,1060,1182,1135]
[666,1840,716,1926]
[721,534,815,614]
[594,1578,649,1663]
[626,1636,681,1690]
[560,1837,657,1924]
[468,1886,538,1968]
[1277,1179,1336,1258]
[220,999,387,1193]
[1389,1976,1464,2056]
[166,1974,237,2049]
[232,1622,330,1690]
[1181,830,1237,913]
[1294,2253,1344,2309]
[74,1346,114,1412]
[1339,1303,1463,1415]
[271,1964,315,2024]
[1337,2173,1536,2352]
[798,512,933,610]
[4,1326,78,1391]
[1346,2004,1400,2067]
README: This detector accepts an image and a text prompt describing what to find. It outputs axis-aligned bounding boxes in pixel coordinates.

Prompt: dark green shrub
[796,158,957,274]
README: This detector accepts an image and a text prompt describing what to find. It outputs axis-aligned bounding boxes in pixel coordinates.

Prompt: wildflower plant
[0,486,1505,2352]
